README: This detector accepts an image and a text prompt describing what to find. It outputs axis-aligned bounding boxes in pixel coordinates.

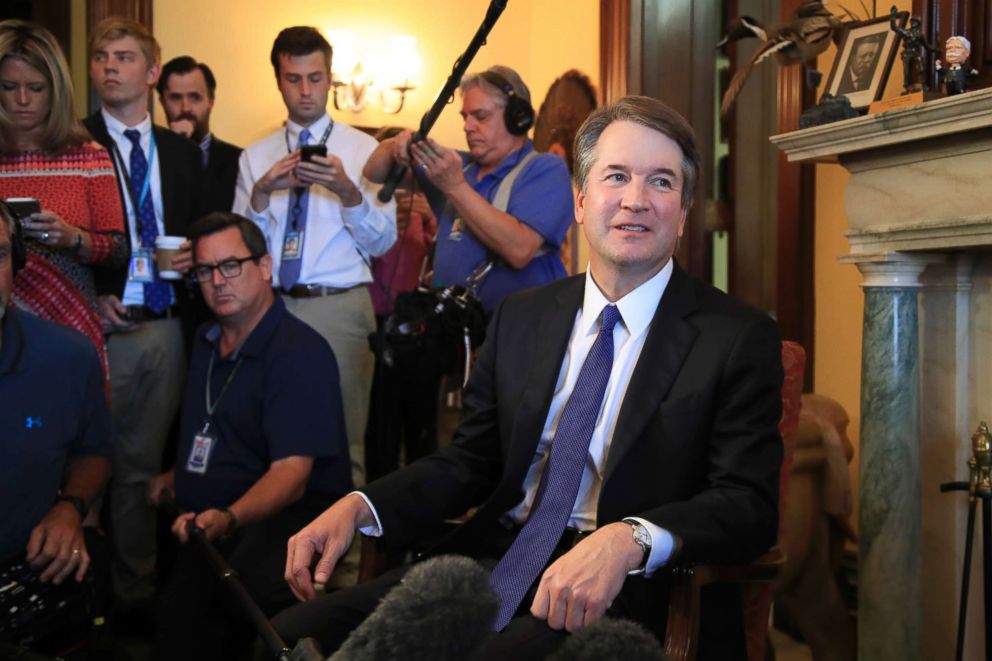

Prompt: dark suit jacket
[83,111,206,335]
[203,137,242,214]
[362,263,783,657]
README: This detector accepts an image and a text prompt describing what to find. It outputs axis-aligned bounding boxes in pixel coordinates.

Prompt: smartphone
[5,197,41,220]
[299,144,327,162]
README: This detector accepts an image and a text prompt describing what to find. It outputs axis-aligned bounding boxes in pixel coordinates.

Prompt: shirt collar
[204,296,287,360]
[579,259,673,339]
[285,113,331,147]
[102,107,152,136]
[467,140,534,183]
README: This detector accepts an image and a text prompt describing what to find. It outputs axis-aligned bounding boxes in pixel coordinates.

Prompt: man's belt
[282,284,362,299]
[125,304,179,323]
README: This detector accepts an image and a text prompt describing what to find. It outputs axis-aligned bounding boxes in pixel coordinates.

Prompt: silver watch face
[631,522,651,551]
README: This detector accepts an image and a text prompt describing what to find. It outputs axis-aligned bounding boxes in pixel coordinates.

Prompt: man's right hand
[96,295,136,333]
[169,119,195,139]
[251,152,302,212]
[285,493,375,601]
[147,470,176,507]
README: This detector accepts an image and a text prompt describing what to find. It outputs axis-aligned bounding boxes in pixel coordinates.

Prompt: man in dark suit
[157,56,242,213]
[276,96,783,659]
[82,17,203,607]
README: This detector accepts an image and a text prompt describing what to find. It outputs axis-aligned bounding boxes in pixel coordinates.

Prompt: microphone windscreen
[329,554,497,661]
[547,616,664,661]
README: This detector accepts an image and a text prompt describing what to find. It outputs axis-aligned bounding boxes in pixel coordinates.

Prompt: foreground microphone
[547,616,664,661]
[328,555,498,661]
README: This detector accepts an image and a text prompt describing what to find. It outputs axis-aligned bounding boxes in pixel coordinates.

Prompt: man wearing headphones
[365,65,574,314]
[0,202,111,587]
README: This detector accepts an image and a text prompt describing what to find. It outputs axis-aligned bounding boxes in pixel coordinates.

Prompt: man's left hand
[410,138,465,194]
[171,509,230,543]
[296,154,362,207]
[25,502,89,584]
[530,522,644,632]
[171,240,193,274]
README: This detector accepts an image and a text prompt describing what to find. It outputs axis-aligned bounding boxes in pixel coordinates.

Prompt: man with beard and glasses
[158,56,242,214]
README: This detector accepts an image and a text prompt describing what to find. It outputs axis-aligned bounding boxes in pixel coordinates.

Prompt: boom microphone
[377,0,508,203]
[328,555,498,661]
[547,616,664,661]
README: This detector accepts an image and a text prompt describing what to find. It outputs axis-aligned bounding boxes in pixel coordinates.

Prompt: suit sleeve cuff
[349,490,384,537]
[623,517,675,577]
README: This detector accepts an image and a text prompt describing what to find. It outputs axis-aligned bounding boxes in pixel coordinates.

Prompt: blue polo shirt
[0,307,111,563]
[174,297,352,512]
[418,142,573,312]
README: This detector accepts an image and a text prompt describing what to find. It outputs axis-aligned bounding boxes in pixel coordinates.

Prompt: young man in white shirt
[234,26,396,489]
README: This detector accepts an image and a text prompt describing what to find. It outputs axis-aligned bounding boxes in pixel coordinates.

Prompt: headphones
[0,200,28,275]
[479,70,535,136]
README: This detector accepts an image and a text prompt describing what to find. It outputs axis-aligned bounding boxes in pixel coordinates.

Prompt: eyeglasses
[191,255,258,283]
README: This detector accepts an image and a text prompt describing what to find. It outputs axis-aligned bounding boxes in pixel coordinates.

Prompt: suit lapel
[153,127,178,235]
[603,263,699,483]
[500,277,584,490]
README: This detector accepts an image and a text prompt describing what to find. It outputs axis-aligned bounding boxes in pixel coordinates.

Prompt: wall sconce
[329,32,421,114]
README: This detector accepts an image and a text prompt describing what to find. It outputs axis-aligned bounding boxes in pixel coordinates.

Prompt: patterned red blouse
[0,141,128,386]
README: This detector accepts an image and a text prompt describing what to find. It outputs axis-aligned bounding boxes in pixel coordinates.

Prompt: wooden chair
[360,342,808,661]
[663,341,807,661]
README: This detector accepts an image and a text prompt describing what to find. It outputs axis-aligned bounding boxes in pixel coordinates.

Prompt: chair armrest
[663,547,786,661]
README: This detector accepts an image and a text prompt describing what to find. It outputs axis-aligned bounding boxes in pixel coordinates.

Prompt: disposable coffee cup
[155,235,186,280]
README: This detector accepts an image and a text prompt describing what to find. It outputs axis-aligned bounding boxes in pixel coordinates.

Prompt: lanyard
[205,349,245,420]
[109,132,158,226]
[136,134,156,210]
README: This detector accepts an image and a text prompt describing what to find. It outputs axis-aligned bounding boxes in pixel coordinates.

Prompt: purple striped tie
[489,304,622,631]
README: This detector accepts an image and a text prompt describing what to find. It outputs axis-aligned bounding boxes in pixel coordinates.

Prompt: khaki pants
[282,286,375,487]
[106,317,186,601]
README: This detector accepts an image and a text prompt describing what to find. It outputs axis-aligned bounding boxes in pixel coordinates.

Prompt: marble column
[851,255,933,661]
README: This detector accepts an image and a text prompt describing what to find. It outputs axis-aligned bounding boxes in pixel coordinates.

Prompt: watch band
[221,508,238,536]
[57,494,88,519]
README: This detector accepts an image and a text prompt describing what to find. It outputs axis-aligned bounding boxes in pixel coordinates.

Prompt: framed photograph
[825,12,907,110]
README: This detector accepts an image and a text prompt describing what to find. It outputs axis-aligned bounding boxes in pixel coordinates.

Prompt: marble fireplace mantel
[772,88,992,661]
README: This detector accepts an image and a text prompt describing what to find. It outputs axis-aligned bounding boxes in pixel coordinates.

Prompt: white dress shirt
[358,260,678,575]
[101,109,168,307]
[233,113,396,289]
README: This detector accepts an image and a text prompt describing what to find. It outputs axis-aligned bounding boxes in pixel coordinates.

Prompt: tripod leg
[957,499,977,661]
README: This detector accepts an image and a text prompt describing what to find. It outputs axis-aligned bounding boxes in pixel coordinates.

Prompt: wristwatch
[57,494,88,519]
[625,519,652,571]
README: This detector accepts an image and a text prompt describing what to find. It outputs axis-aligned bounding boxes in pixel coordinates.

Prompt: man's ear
[574,186,586,226]
[146,62,161,88]
[259,254,273,281]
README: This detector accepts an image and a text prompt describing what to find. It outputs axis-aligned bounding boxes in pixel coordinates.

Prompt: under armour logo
[25,416,43,429]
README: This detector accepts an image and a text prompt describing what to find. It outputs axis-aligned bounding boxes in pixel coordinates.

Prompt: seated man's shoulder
[19,311,96,362]
[153,124,203,159]
[687,276,780,344]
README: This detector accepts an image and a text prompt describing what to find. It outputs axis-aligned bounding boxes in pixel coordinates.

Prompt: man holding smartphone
[234,26,396,493]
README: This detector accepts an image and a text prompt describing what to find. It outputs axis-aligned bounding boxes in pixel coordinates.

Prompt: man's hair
[270,27,332,76]
[573,95,700,211]
[89,16,160,67]
[189,212,268,258]
[0,20,89,154]
[157,56,217,97]
[460,65,531,108]
[947,35,972,51]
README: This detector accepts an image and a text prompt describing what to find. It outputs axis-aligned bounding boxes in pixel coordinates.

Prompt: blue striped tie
[489,304,622,631]
[123,129,170,314]
[279,128,311,291]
